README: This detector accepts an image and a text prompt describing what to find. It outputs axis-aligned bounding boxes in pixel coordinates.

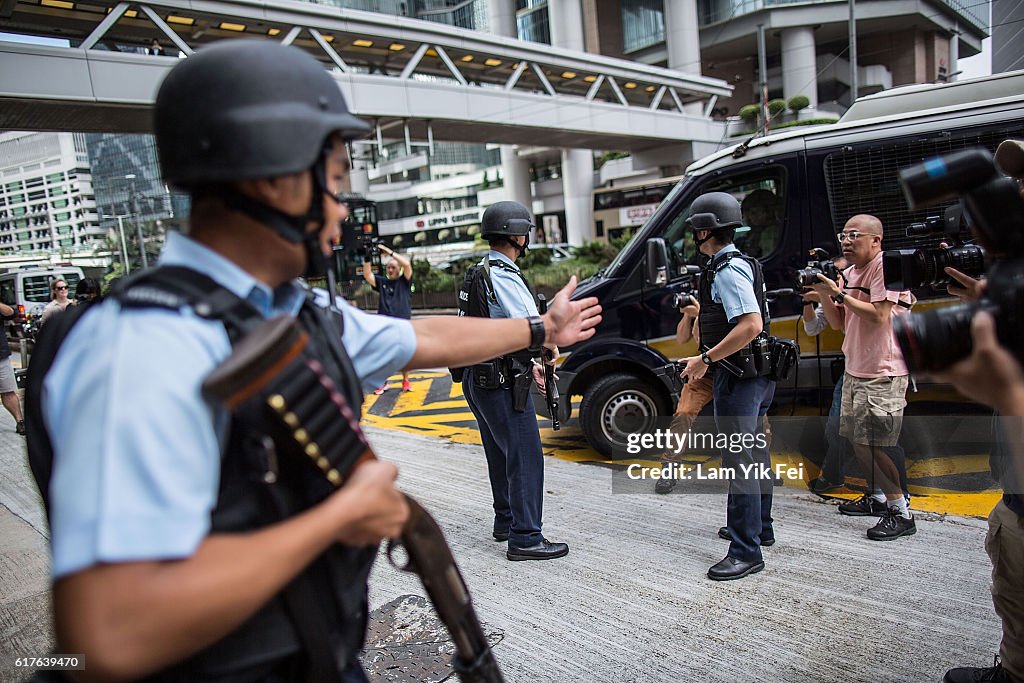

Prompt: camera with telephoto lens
[795,248,840,288]
[882,204,987,291]
[891,146,1024,374]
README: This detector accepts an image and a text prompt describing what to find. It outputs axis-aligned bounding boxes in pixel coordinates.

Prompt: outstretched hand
[542,276,603,348]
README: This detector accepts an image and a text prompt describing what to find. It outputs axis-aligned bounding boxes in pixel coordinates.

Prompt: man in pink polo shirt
[814,214,916,540]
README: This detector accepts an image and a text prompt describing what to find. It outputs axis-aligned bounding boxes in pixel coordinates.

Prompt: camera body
[795,260,839,289]
[361,236,383,259]
[672,290,696,310]
[795,248,840,289]
[883,204,987,291]
[892,147,1024,373]
[671,265,701,310]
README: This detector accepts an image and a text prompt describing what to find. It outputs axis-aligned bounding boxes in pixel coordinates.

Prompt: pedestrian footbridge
[0,0,732,151]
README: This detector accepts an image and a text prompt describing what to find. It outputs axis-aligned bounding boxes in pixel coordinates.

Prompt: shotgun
[202,315,504,683]
[536,294,560,431]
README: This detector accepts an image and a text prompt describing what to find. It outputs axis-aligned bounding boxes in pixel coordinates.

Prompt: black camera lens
[883,245,986,291]
[893,301,986,374]
[672,292,694,309]
[795,261,838,289]
[795,268,820,288]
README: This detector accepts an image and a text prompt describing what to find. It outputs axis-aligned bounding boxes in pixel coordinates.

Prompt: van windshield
[23,276,53,303]
[602,176,691,277]
[661,169,787,275]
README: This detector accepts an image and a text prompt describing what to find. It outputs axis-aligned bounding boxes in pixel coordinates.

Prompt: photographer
[654,291,715,495]
[938,308,1024,683]
[814,214,916,540]
[803,257,911,499]
[937,137,1024,683]
[362,243,413,393]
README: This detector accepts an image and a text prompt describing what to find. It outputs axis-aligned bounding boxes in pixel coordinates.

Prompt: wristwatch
[526,316,546,354]
[832,291,846,304]
[701,351,713,366]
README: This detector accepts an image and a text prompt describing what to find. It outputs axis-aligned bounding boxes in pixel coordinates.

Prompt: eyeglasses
[56,285,68,290]
[836,231,874,242]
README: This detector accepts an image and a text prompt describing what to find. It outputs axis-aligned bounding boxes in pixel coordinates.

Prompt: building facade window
[622,0,666,53]
[517,1,550,44]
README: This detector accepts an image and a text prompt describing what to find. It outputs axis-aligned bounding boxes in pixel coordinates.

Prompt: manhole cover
[361,594,503,682]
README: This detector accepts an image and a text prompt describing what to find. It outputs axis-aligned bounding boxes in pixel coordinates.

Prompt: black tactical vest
[452,259,534,380]
[697,248,770,353]
[27,267,372,682]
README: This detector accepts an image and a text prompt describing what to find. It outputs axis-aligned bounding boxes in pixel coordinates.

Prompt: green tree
[788,95,810,113]
[738,103,760,124]
[101,219,166,283]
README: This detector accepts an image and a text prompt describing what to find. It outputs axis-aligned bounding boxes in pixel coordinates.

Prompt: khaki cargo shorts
[839,373,908,447]
[0,357,15,394]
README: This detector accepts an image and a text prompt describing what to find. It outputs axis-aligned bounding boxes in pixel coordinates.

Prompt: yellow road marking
[364,372,999,518]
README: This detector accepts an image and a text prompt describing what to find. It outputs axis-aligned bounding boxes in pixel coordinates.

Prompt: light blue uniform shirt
[44,231,416,578]
[483,250,538,320]
[709,244,764,323]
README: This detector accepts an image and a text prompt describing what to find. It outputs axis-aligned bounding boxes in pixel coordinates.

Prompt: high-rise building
[992,0,1023,73]
[0,132,101,254]
[85,133,186,239]
[338,0,989,248]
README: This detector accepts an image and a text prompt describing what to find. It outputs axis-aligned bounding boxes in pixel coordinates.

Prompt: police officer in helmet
[679,191,777,581]
[39,41,601,681]
[460,201,570,561]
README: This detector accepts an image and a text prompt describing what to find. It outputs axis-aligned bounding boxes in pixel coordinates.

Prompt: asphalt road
[365,371,1003,519]
[0,401,1003,683]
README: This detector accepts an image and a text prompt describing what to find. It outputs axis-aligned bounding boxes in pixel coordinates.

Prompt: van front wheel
[580,372,668,458]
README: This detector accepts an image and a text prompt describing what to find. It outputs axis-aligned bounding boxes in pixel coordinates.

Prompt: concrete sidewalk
[0,406,1002,683]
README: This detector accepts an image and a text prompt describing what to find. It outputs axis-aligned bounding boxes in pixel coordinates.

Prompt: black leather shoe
[707,556,765,581]
[507,539,569,561]
[654,477,678,494]
[492,530,509,542]
[717,526,775,547]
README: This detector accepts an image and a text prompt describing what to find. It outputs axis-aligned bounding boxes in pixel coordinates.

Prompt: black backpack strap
[489,258,534,296]
[842,283,912,308]
[111,265,263,340]
[707,251,769,325]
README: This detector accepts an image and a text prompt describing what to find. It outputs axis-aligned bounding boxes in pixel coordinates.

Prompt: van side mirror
[645,238,669,287]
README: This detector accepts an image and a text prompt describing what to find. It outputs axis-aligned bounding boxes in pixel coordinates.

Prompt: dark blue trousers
[463,377,545,548]
[713,371,776,563]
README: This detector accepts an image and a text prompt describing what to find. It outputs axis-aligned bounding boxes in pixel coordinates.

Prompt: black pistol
[536,294,561,431]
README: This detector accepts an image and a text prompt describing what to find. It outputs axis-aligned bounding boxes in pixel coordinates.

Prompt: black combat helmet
[685,191,743,232]
[155,39,369,188]
[480,201,535,240]
[154,40,369,277]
